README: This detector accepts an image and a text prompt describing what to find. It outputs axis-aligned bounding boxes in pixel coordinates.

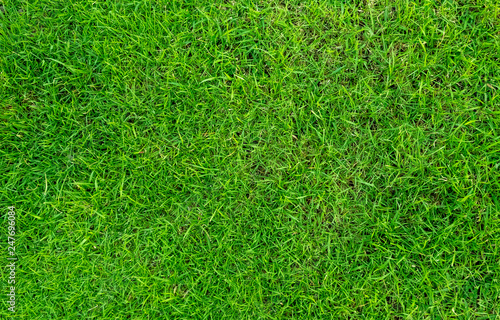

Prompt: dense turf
[1,0,500,318]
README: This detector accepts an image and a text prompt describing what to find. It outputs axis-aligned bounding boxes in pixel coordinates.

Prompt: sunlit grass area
[1,0,500,318]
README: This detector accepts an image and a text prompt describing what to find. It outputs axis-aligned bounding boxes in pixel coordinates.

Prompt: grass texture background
[1,0,500,318]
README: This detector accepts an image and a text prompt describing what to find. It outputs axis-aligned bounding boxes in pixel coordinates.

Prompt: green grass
[1,0,500,318]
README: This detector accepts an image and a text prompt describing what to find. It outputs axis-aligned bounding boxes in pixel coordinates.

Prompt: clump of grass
[1,0,499,318]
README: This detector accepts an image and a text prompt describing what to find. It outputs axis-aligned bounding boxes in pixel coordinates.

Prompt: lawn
[1,0,500,318]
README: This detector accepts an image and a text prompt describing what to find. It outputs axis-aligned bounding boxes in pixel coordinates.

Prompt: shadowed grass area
[1,0,500,318]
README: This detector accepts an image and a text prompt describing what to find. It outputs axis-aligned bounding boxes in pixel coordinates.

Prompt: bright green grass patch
[1,0,500,318]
